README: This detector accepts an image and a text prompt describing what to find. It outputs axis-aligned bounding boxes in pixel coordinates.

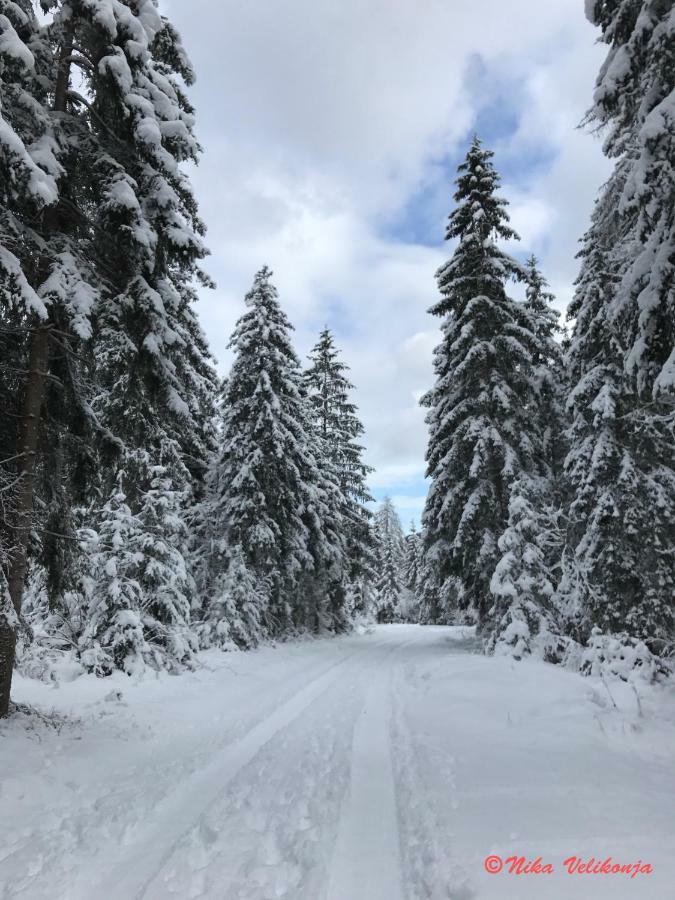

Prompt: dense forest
[1,0,673,719]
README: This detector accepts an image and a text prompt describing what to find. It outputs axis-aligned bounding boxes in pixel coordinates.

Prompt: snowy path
[91,639,369,900]
[326,637,409,900]
[3,625,675,899]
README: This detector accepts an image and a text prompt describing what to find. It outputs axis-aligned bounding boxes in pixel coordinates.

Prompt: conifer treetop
[304,325,373,506]
[432,135,525,319]
[525,255,557,319]
[226,266,304,422]
[305,327,358,438]
[445,136,518,244]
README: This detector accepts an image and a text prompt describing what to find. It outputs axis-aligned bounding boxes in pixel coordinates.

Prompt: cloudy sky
[161,0,611,528]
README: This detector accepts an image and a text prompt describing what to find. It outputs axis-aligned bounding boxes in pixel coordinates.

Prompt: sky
[161,0,612,529]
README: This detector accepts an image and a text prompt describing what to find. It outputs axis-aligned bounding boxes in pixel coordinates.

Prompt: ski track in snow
[150,633,417,900]
[1,637,371,900]
[78,636,389,900]
[3,625,675,900]
[391,632,478,900]
[325,636,419,900]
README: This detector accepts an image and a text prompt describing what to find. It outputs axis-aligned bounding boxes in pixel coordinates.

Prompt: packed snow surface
[2,625,675,899]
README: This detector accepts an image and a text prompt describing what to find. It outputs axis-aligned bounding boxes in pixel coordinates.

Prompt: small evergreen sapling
[487,478,563,661]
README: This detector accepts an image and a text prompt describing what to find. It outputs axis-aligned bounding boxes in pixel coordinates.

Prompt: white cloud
[161,0,611,519]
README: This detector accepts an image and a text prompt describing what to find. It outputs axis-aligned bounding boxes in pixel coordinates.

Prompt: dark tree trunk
[0,627,17,718]
[0,326,50,717]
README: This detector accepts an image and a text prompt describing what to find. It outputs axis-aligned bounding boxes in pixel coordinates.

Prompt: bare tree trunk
[0,623,17,718]
[0,328,50,716]
[0,26,73,718]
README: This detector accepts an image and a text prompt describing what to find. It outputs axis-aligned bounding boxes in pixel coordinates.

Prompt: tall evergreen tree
[372,497,405,622]
[523,254,566,476]
[375,541,403,624]
[373,496,406,555]
[402,522,423,598]
[304,327,374,587]
[420,137,554,629]
[401,522,423,622]
[212,267,346,636]
[85,0,219,491]
[561,162,633,638]
[416,555,442,626]
[342,519,380,621]
[559,2,675,650]
[304,327,372,504]
[524,255,560,342]
[58,0,218,669]
[586,0,675,400]
[1,1,219,710]
[0,1,99,715]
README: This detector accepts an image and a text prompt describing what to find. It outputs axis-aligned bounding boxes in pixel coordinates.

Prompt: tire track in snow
[73,638,385,900]
[390,652,475,900]
[325,633,424,900]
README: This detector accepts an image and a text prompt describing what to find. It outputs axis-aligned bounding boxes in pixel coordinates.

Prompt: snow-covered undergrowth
[2,625,675,900]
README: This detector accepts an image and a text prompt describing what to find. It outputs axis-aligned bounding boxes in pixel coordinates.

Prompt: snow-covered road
[2,625,675,899]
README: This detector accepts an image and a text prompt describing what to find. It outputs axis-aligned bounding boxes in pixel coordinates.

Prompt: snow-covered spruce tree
[132,456,195,664]
[375,541,403,624]
[403,523,422,594]
[374,496,406,558]
[487,477,562,661]
[561,156,673,646]
[1,1,221,703]
[558,1,675,654]
[304,327,373,505]
[524,255,560,344]
[401,522,423,621]
[586,0,675,401]
[0,5,106,684]
[81,461,195,674]
[372,497,405,622]
[194,546,268,651]
[57,0,220,668]
[70,0,220,478]
[420,137,556,632]
[79,475,149,675]
[76,442,198,670]
[304,327,374,593]
[523,255,567,477]
[340,519,379,621]
[416,555,441,625]
[212,268,347,638]
[0,2,102,715]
